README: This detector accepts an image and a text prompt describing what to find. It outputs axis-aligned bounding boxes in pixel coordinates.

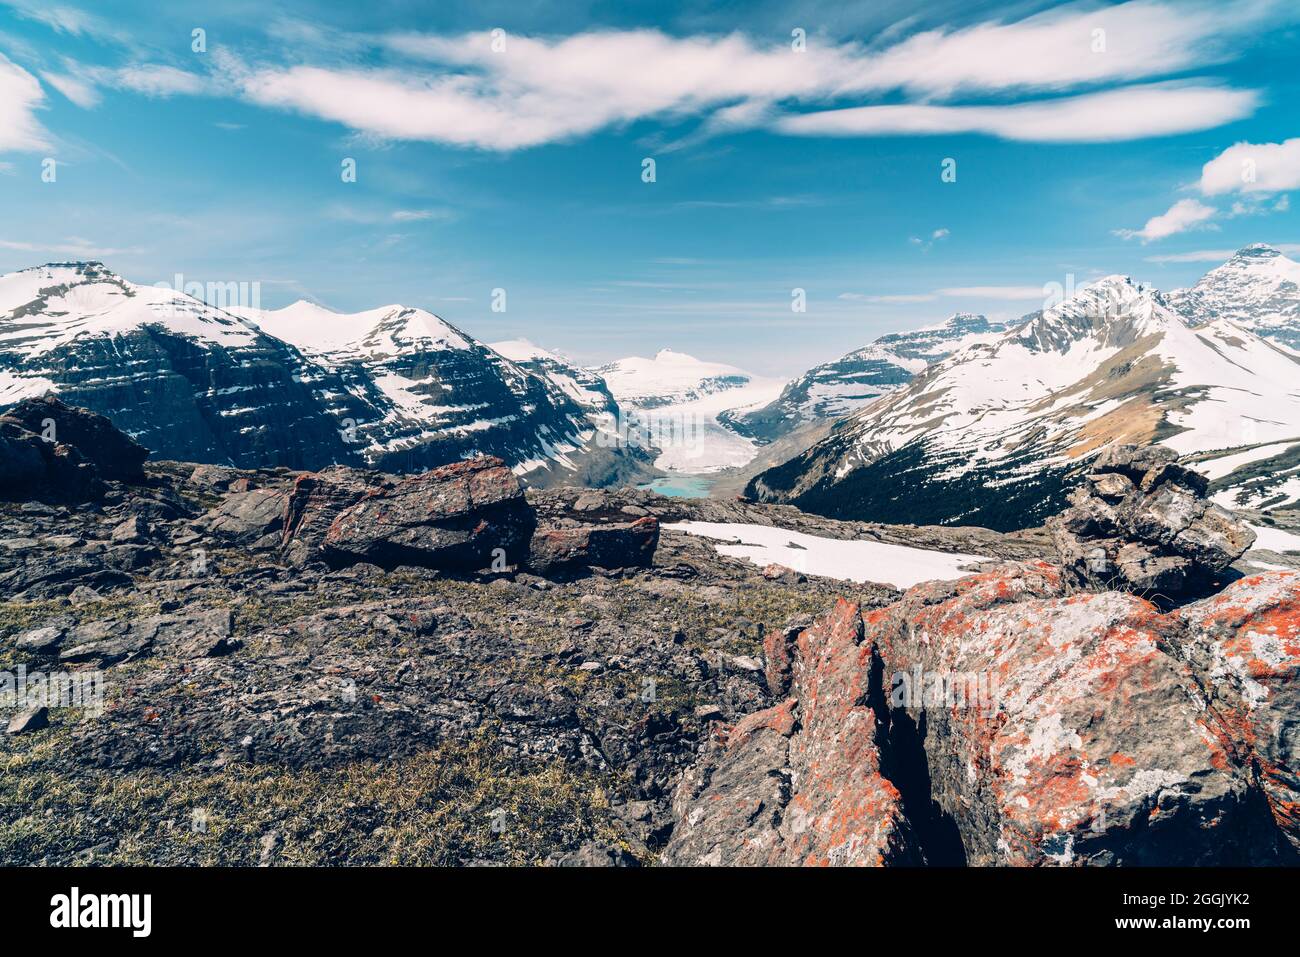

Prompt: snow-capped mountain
[0,262,367,468]
[0,262,650,484]
[237,298,649,482]
[748,274,1300,529]
[491,339,620,420]
[595,349,785,473]
[726,313,1006,442]
[596,349,759,408]
[1169,243,1300,348]
[488,339,656,484]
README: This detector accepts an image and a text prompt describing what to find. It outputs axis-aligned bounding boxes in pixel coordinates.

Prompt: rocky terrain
[2,398,1297,866]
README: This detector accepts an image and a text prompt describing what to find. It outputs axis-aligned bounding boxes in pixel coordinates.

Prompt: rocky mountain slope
[725,313,1006,443]
[2,400,1296,866]
[1169,243,1300,348]
[0,262,651,486]
[234,298,656,486]
[749,274,1300,530]
[0,262,368,470]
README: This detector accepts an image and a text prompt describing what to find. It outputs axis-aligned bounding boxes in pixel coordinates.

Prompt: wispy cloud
[1115,198,1218,242]
[937,285,1047,300]
[777,83,1256,143]
[839,292,938,303]
[1200,137,1300,196]
[1143,248,1239,263]
[0,237,143,257]
[325,204,456,225]
[40,70,100,108]
[0,53,50,152]
[222,0,1276,150]
[909,228,950,251]
[112,64,207,97]
[842,284,1051,303]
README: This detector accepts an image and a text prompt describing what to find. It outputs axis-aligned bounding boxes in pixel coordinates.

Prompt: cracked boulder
[281,465,387,554]
[1049,443,1255,597]
[322,456,535,571]
[662,599,918,866]
[665,563,1300,866]
[529,516,660,573]
[1173,572,1300,854]
[867,562,1282,865]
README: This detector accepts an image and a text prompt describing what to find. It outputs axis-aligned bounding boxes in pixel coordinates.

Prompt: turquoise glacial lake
[638,475,716,499]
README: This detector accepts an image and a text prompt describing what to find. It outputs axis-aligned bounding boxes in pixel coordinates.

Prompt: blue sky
[0,0,1298,375]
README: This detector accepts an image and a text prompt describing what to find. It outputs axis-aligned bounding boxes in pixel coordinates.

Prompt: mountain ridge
[0,261,653,485]
[747,264,1300,529]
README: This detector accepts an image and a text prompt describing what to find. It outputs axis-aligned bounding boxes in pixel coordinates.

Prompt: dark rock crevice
[866,649,967,866]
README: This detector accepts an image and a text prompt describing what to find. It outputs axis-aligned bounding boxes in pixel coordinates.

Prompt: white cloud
[839,292,938,303]
[1200,137,1300,195]
[776,83,1256,143]
[41,71,100,108]
[908,227,950,251]
[0,238,142,257]
[837,0,1273,98]
[390,208,454,222]
[0,53,50,152]
[1143,248,1237,263]
[233,0,1274,151]
[325,205,455,225]
[937,285,1048,300]
[113,65,207,97]
[1115,198,1218,242]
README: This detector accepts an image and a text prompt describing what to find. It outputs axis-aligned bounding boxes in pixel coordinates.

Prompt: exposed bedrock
[666,562,1300,866]
[1049,444,1255,599]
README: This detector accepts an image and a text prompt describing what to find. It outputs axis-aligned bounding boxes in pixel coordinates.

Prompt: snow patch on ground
[664,521,988,588]
[1249,525,1300,554]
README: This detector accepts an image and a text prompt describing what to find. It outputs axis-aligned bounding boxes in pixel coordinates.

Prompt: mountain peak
[1018,274,1170,353]
[1231,243,1282,260]
[1167,241,1300,345]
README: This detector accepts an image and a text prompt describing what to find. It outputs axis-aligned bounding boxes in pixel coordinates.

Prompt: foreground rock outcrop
[667,562,1299,865]
[1049,444,1255,597]
[0,396,147,502]
[664,599,917,865]
[321,457,536,571]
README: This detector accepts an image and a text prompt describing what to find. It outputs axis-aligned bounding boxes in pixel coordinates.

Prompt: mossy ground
[0,720,626,866]
[0,533,886,866]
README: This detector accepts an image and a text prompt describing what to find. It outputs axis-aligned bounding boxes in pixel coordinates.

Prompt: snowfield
[1249,525,1300,554]
[664,521,988,588]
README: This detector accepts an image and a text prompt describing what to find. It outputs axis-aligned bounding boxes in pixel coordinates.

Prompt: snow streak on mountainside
[489,339,655,485]
[1169,244,1300,349]
[749,273,1300,530]
[0,262,650,484]
[595,348,784,473]
[0,263,364,467]
[231,302,654,484]
[725,313,1007,443]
